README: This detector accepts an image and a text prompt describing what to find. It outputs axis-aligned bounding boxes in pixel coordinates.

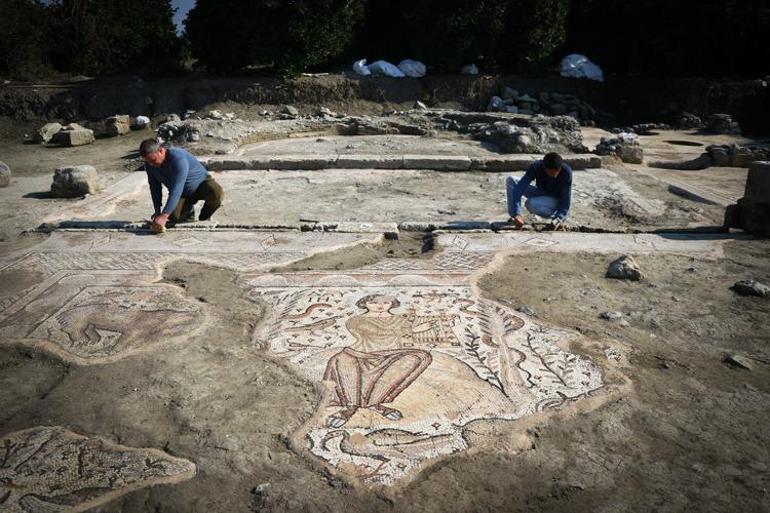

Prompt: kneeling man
[140,138,224,232]
[506,152,572,229]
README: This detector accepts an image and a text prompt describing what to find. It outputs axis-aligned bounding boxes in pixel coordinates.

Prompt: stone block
[0,161,10,187]
[268,156,336,170]
[402,155,472,171]
[335,155,403,169]
[744,161,770,201]
[564,156,602,170]
[51,165,100,197]
[55,128,95,147]
[470,157,536,171]
[105,115,131,136]
[33,122,63,144]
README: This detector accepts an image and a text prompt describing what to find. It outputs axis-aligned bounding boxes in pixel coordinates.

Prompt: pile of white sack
[559,54,604,82]
[353,59,426,78]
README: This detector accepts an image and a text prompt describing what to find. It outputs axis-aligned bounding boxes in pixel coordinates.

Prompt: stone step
[201,154,602,172]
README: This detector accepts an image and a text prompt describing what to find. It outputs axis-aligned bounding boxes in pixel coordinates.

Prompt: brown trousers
[170,175,224,223]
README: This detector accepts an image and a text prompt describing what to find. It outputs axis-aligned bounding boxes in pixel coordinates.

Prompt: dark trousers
[170,175,224,223]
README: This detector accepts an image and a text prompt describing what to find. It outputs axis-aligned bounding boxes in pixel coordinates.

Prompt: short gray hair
[139,138,162,156]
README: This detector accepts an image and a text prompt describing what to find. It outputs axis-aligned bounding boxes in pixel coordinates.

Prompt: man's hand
[151,212,169,233]
[513,215,525,229]
[550,217,568,231]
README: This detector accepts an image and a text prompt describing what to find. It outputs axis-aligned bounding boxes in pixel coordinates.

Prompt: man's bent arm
[147,171,163,214]
[511,164,537,216]
[162,156,189,215]
[555,183,572,220]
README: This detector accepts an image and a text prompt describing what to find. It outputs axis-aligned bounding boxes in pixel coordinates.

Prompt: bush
[185,0,365,73]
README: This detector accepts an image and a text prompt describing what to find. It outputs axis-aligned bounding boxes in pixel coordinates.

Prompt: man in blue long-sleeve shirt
[506,152,572,229]
[140,139,224,232]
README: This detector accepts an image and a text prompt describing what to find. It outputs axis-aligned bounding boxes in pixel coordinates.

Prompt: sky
[172,0,196,33]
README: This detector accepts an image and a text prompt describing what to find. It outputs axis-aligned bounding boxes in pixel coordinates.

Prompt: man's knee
[505,176,517,189]
[525,196,558,217]
[203,178,224,207]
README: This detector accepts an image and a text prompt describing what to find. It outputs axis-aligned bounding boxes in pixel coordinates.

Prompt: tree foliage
[565,0,770,77]
[498,0,570,73]
[1,0,768,79]
[0,0,49,79]
[46,0,180,75]
[185,0,365,73]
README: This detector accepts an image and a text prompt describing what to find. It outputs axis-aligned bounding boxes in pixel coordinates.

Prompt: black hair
[355,294,401,312]
[543,152,563,170]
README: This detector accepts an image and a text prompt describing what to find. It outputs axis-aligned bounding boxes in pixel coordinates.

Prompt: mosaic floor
[0,229,730,503]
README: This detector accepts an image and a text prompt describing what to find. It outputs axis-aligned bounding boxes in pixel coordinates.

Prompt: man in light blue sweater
[140,139,224,232]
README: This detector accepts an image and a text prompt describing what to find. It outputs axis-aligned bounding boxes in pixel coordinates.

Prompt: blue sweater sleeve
[162,155,190,215]
[146,169,163,214]
[511,163,537,216]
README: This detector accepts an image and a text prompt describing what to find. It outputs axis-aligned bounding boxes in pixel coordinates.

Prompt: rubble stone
[723,354,754,369]
[51,165,100,197]
[677,112,703,129]
[33,122,63,144]
[596,133,643,164]
[706,113,741,135]
[731,280,770,298]
[724,161,770,235]
[0,160,10,187]
[606,255,642,281]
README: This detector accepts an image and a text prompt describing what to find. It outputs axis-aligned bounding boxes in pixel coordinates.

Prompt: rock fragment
[705,113,741,134]
[51,165,100,197]
[606,255,642,281]
[600,311,624,321]
[0,160,10,187]
[731,279,770,297]
[33,122,63,144]
[723,354,754,370]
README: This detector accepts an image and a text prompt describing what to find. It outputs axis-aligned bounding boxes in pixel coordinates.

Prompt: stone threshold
[201,154,603,172]
[36,220,729,237]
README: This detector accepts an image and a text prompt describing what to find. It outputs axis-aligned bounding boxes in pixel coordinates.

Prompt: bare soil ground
[1,111,768,512]
[1,237,767,512]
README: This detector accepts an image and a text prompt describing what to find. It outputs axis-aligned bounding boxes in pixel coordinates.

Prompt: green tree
[497,0,570,73]
[185,0,365,73]
[47,0,180,75]
[354,0,506,72]
[0,0,49,79]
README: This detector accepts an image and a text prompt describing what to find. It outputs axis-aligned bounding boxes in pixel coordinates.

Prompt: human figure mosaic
[249,272,608,484]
